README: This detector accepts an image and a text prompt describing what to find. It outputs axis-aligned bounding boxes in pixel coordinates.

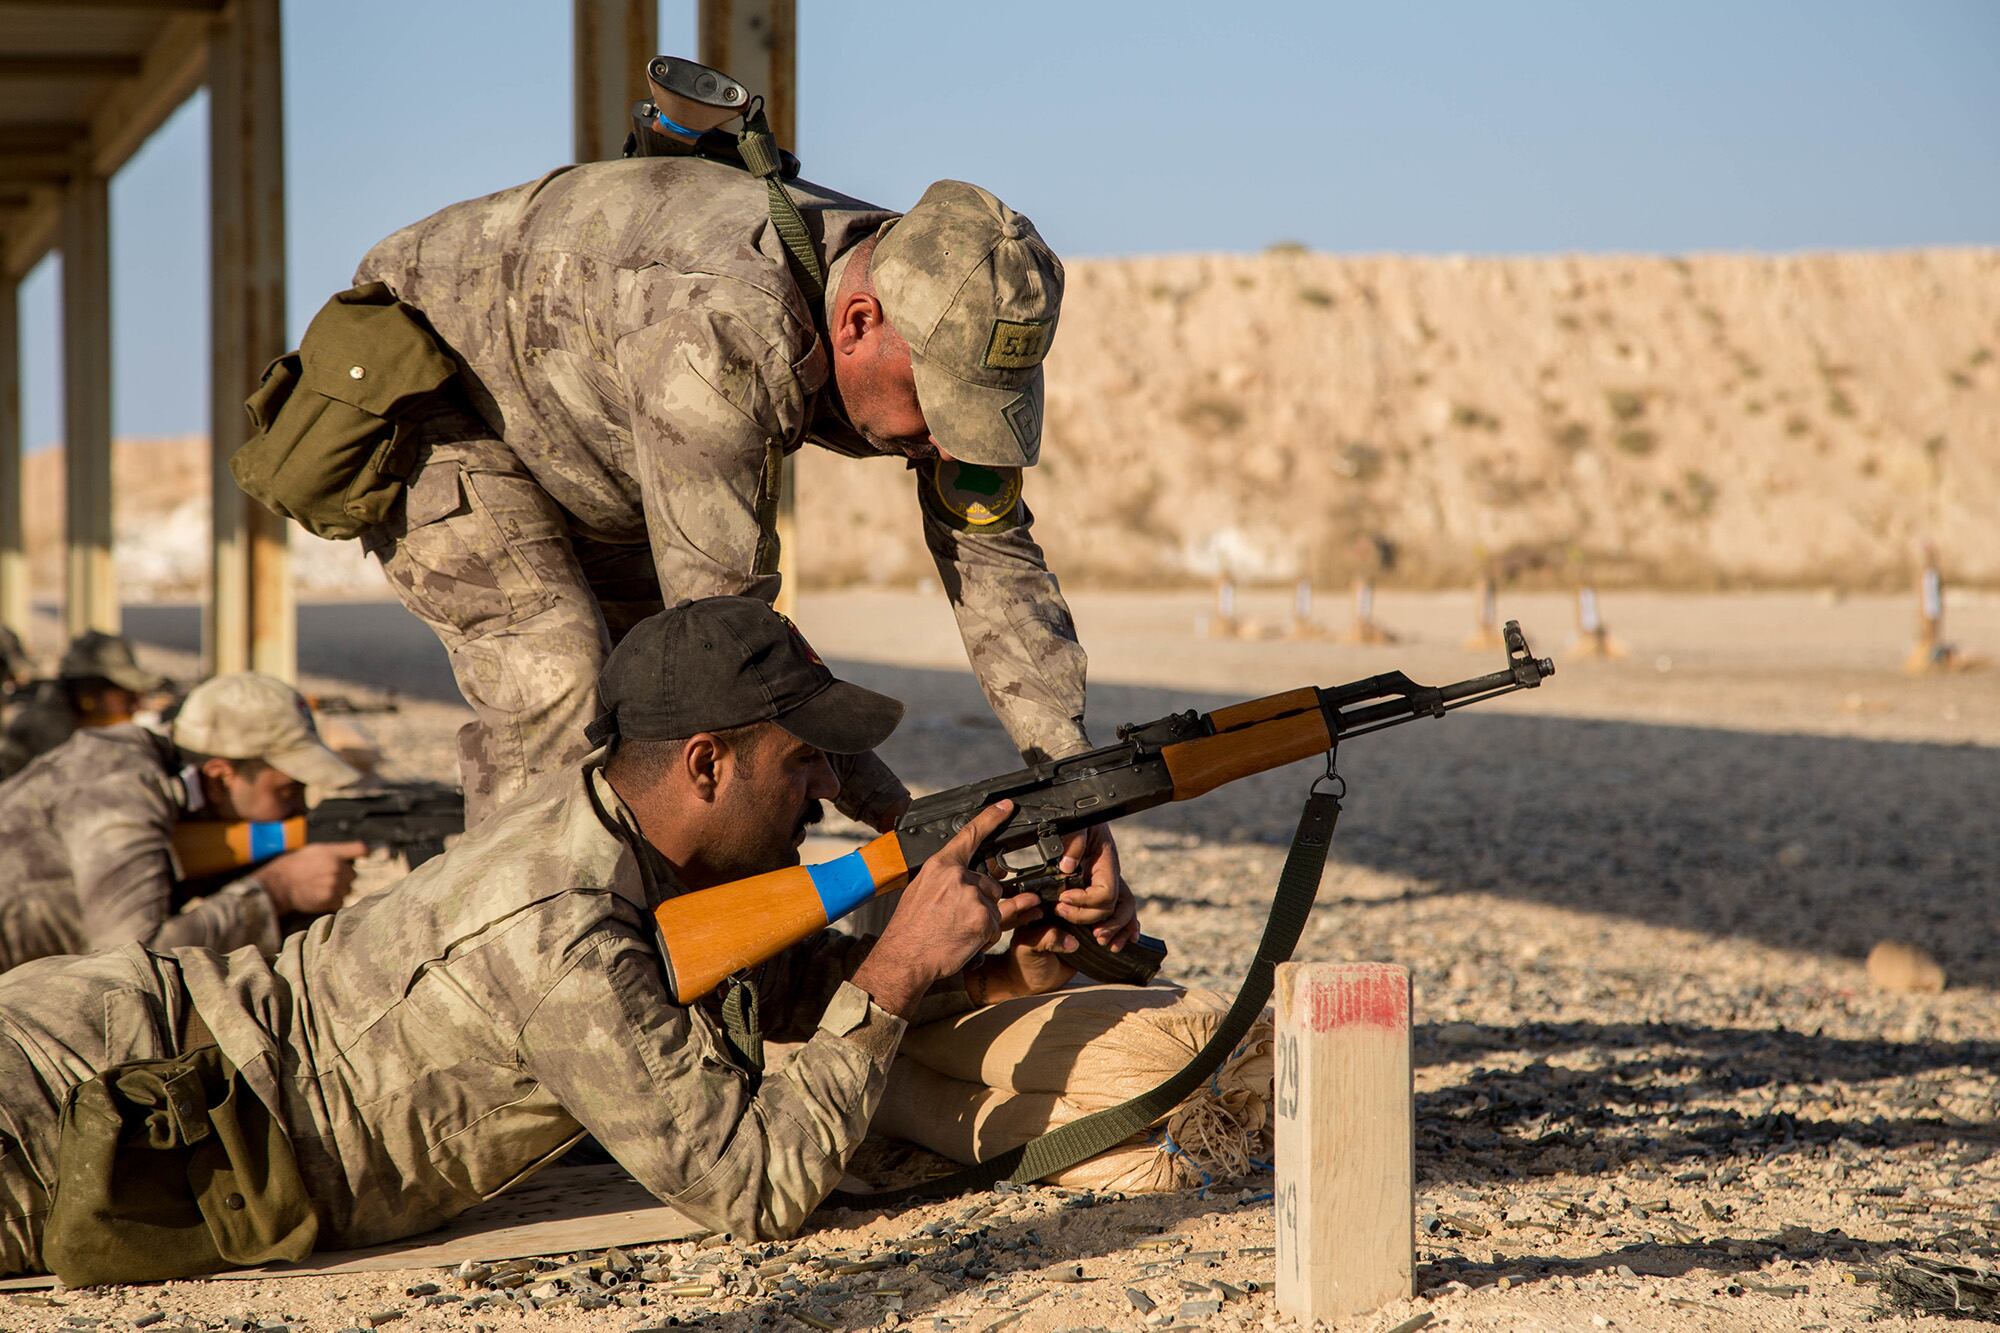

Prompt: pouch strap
[752,437,785,577]
[720,973,766,1079]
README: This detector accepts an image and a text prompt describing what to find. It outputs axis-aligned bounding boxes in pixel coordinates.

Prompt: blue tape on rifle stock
[807,851,878,923]
[247,822,289,860]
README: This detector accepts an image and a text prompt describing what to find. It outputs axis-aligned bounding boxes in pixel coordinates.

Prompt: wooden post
[1343,576,1397,645]
[1463,551,1503,652]
[572,0,657,163]
[61,170,116,637]
[1570,582,1623,659]
[1275,961,1414,1322]
[1905,542,1973,673]
[1207,570,1239,639]
[207,0,295,680]
[0,276,24,637]
[701,0,797,615]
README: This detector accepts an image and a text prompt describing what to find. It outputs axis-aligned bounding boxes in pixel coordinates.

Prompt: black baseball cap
[585,597,903,754]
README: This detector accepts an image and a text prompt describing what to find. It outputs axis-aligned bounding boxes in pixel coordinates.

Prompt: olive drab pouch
[231,281,459,541]
[41,1046,317,1286]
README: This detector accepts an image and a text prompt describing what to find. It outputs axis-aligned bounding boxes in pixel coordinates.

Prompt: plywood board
[0,1164,703,1290]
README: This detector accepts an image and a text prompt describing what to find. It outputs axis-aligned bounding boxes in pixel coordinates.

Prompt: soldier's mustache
[793,800,825,840]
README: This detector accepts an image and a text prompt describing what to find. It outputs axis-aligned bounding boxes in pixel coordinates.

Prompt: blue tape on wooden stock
[807,850,877,923]
[247,822,290,860]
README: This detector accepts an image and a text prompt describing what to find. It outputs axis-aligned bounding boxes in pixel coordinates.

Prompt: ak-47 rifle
[655,622,1556,1004]
[170,780,464,881]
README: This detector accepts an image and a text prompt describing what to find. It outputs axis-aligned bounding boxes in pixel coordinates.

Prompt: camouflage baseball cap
[59,630,167,694]
[872,180,1063,468]
[172,672,363,791]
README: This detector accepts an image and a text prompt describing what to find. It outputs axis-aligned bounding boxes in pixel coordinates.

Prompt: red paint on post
[1301,964,1409,1033]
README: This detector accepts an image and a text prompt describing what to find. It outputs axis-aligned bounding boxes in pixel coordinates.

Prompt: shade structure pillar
[0,277,24,637]
[206,0,293,680]
[572,0,658,163]
[61,170,115,638]
[700,0,797,613]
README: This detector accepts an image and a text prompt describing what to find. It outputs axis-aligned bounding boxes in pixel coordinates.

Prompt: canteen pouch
[231,281,459,540]
[41,1046,317,1286]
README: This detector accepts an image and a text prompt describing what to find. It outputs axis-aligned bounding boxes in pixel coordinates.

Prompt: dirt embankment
[805,247,2000,591]
[21,248,2000,599]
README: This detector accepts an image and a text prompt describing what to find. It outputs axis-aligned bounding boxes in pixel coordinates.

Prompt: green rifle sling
[831,786,1342,1206]
[735,103,814,570]
[737,106,826,306]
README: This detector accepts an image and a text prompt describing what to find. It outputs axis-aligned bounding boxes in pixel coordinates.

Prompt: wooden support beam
[0,153,78,184]
[206,0,292,679]
[86,12,207,178]
[571,0,656,164]
[0,277,23,636]
[0,124,88,154]
[0,55,145,78]
[2,16,206,282]
[61,171,116,637]
[699,0,797,613]
[1274,961,1414,1323]
[0,0,223,9]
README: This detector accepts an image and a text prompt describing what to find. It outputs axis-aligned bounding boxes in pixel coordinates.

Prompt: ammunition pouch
[231,281,459,541]
[42,1044,317,1286]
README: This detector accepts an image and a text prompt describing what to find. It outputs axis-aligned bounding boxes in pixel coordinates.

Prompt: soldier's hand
[1054,823,1142,951]
[258,841,368,915]
[852,801,1035,1018]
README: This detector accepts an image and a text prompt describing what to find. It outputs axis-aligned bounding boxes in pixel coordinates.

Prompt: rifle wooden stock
[654,830,911,1004]
[171,817,307,879]
[1161,692,1332,800]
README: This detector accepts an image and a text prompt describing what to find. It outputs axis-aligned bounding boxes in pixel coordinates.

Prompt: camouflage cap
[58,630,168,694]
[172,672,363,791]
[872,180,1063,468]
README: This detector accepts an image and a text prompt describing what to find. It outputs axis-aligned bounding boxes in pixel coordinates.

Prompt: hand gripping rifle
[170,781,464,881]
[654,622,1555,1005]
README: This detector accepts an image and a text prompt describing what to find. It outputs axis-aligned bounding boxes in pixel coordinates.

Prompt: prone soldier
[0,673,368,974]
[0,598,1137,1278]
[0,631,170,783]
[236,138,1123,901]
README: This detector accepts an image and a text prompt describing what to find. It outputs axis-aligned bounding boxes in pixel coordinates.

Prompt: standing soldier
[237,155,1118,892]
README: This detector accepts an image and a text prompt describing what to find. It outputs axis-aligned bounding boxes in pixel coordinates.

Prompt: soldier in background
[0,625,29,696]
[0,673,367,973]
[0,631,170,782]
[248,157,1121,909]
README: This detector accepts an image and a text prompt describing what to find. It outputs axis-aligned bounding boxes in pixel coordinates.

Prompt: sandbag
[878,984,1274,1192]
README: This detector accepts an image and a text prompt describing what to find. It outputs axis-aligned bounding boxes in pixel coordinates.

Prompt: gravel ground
[7,587,1995,1332]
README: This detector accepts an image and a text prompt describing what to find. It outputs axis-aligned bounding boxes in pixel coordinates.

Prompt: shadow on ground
[1411,1017,2000,1190]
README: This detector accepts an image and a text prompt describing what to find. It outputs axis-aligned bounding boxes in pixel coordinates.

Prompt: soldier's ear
[681,734,724,800]
[832,291,885,356]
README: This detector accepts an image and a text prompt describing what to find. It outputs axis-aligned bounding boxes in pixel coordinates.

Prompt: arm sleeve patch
[919,461,1024,532]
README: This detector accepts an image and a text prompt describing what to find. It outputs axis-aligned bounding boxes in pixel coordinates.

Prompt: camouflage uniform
[0,726,282,974]
[352,159,1088,826]
[0,681,73,783]
[0,755,947,1271]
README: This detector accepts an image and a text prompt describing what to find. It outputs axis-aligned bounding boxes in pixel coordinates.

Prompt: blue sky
[16,0,1999,450]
